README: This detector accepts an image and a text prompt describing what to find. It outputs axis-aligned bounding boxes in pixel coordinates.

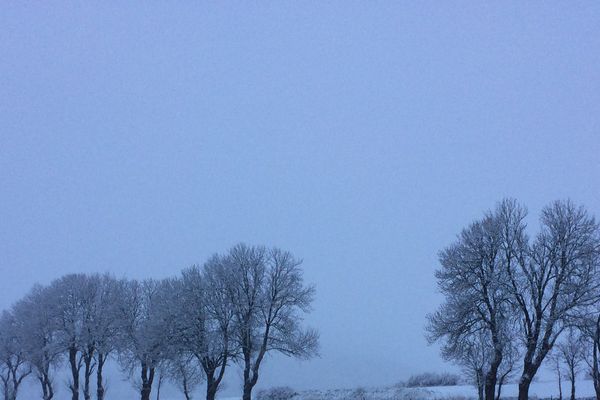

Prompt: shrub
[257,386,297,400]
[352,387,369,400]
[405,372,460,388]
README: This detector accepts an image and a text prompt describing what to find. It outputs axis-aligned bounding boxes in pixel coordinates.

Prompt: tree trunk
[594,331,600,400]
[69,346,80,400]
[558,368,562,400]
[205,361,227,400]
[570,375,575,400]
[242,353,253,400]
[97,353,106,400]
[141,383,152,400]
[518,376,532,400]
[475,369,484,400]
[484,350,502,400]
[39,377,48,400]
[83,352,93,400]
[40,373,54,400]
[484,372,497,400]
[206,374,218,400]
[140,362,154,400]
[243,382,254,400]
[182,374,191,400]
[11,364,29,400]
[496,373,507,400]
[155,372,163,400]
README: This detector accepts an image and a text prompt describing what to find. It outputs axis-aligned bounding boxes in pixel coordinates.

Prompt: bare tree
[579,313,600,400]
[505,200,600,400]
[88,274,122,400]
[0,311,31,400]
[558,329,584,400]
[174,260,233,400]
[164,353,202,400]
[48,273,92,400]
[67,273,122,400]
[547,349,564,400]
[221,244,319,400]
[427,203,519,400]
[115,279,176,400]
[13,285,62,400]
[456,330,489,400]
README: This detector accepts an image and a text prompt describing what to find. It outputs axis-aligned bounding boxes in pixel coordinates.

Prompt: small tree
[164,353,202,400]
[547,349,564,400]
[557,329,584,400]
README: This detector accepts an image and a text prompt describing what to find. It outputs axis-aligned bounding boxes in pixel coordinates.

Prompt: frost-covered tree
[429,199,600,400]
[89,274,122,400]
[47,274,93,400]
[0,310,31,400]
[427,200,520,400]
[12,285,62,400]
[164,352,202,400]
[172,260,233,400]
[115,279,178,400]
[153,274,204,400]
[455,330,488,400]
[505,200,600,400]
[221,244,319,400]
[66,273,122,400]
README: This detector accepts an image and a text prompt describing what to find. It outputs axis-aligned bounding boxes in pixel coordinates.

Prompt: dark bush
[257,386,297,400]
[405,372,460,387]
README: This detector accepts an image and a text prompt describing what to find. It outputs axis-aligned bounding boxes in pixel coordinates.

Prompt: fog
[1,3,600,398]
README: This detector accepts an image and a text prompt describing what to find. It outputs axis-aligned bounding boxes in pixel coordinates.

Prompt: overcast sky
[1,2,600,396]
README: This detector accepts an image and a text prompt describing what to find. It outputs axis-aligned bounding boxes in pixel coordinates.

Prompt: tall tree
[579,311,600,400]
[116,279,176,400]
[427,203,518,400]
[506,200,600,400]
[13,285,62,400]
[222,244,319,400]
[175,260,233,400]
[48,274,92,400]
[90,274,122,400]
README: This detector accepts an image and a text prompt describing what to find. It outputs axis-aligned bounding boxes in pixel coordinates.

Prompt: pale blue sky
[1,2,600,394]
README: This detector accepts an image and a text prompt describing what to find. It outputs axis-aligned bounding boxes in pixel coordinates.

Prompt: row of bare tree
[427,199,600,400]
[0,244,319,400]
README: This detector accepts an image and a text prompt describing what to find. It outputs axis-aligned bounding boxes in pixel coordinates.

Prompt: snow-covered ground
[216,381,597,400]
[426,380,596,399]
[15,379,597,399]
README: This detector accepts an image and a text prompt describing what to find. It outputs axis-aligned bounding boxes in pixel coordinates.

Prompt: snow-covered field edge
[217,381,598,400]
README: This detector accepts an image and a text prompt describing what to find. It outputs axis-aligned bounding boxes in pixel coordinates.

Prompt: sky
[1,2,600,398]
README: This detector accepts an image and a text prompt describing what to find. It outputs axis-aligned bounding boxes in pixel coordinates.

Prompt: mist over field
[2,3,600,400]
